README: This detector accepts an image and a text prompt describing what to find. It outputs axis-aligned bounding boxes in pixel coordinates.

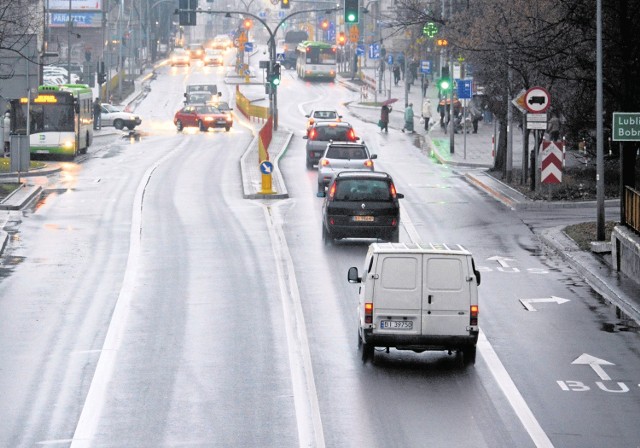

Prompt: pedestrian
[379,104,391,134]
[401,103,414,133]
[421,99,432,132]
[547,114,561,141]
[409,59,419,86]
[392,64,400,86]
[93,98,101,130]
[422,76,429,96]
[3,112,10,156]
[469,101,482,133]
[397,53,405,80]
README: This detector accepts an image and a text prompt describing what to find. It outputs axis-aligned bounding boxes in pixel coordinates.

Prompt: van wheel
[322,225,333,245]
[306,158,313,170]
[358,332,374,363]
[462,346,477,365]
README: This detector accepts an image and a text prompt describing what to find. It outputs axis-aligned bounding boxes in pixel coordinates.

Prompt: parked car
[318,171,404,244]
[170,48,190,66]
[203,49,224,66]
[174,104,233,132]
[317,142,376,193]
[348,242,480,364]
[303,122,358,169]
[305,108,342,130]
[100,103,142,130]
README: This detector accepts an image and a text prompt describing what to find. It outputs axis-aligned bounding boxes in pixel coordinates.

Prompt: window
[426,258,463,290]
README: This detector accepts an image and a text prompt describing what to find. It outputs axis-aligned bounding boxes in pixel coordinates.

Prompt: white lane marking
[402,210,554,448]
[70,139,190,447]
[261,202,325,448]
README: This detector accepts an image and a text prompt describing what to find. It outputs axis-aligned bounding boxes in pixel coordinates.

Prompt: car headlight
[204,117,214,121]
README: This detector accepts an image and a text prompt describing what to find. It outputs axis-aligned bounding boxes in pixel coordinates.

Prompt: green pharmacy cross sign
[423,22,438,38]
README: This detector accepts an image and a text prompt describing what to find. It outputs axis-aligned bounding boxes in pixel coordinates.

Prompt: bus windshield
[13,103,75,133]
[304,47,336,65]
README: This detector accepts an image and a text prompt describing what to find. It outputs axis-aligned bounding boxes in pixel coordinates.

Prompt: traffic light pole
[178,7,339,131]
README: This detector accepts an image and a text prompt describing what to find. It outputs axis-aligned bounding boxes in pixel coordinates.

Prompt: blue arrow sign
[260,161,274,174]
[356,44,365,56]
[369,43,380,59]
[244,42,253,53]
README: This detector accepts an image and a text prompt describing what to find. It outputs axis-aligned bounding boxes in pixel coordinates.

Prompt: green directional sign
[612,112,640,141]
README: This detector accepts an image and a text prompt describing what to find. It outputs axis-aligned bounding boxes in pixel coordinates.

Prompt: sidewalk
[338,67,640,327]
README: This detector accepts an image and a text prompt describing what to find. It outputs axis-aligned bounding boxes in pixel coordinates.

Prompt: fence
[235,86,269,122]
[625,186,640,234]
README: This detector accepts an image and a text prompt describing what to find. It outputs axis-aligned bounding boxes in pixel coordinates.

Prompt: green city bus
[296,41,337,81]
[11,84,93,158]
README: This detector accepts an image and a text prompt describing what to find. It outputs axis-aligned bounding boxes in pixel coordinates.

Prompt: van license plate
[353,216,374,222]
[380,320,413,329]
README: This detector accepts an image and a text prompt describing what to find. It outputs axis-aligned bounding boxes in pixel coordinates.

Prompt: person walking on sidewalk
[401,103,415,133]
[380,104,391,133]
[393,64,400,86]
[421,98,432,132]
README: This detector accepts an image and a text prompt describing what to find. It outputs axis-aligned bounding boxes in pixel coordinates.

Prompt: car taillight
[321,159,330,166]
[328,182,336,200]
[364,303,373,324]
[470,305,479,326]
[308,128,317,140]
[389,183,398,198]
[347,129,356,141]
[364,160,373,168]
[391,218,397,226]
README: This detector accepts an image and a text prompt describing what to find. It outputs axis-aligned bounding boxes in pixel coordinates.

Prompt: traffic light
[98,72,106,85]
[267,62,281,88]
[337,32,346,46]
[344,0,358,24]
[321,19,329,31]
[437,77,451,92]
[281,0,290,8]
[243,18,253,29]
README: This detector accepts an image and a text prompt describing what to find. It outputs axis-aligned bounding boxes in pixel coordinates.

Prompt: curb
[0,185,43,210]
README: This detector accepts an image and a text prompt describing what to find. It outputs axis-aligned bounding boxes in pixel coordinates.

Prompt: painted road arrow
[572,353,615,381]
[519,296,570,311]
[487,256,515,268]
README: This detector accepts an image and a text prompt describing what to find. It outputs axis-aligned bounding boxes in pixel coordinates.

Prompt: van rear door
[421,255,470,336]
[371,254,422,334]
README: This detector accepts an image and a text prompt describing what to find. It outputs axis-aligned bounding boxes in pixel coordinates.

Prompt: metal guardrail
[625,186,640,233]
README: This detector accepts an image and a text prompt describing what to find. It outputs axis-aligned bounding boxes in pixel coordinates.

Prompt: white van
[348,242,481,365]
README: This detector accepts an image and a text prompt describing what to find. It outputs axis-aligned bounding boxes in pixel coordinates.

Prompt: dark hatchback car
[303,122,358,169]
[318,171,404,244]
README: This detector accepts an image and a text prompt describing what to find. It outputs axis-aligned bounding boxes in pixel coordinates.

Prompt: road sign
[420,60,430,74]
[511,89,527,113]
[369,43,380,59]
[276,53,285,62]
[526,113,547,130]
[524,86,551,113]
[244,42,253,52]
[457,78,472,99]
[541,141,563,184]
[612,112,640,141]
[349,25,359,43]
[356,44,364,56]
[260,161,274,174]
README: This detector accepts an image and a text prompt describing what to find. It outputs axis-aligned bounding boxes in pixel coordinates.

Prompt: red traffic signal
[337,32,346,46]
[321,20,329,30]
[243,19,253,29]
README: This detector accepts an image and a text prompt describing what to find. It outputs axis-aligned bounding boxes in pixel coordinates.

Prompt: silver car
[100,103,142,130]
[317,142,376,193]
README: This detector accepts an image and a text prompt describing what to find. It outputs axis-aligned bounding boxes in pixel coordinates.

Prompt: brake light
[389,183,397,198]
[364,159,373,168]
[347,129,356,141]
[321,159,330,166]
[364,302,373,324]
[308,128,317,140]
[328,182,336,200]
[470,305,479,326]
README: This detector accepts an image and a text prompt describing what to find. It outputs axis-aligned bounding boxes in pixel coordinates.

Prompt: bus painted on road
[296,41,337,81]
[11,84,93,158]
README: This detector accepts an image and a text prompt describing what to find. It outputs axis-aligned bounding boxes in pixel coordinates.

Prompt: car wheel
[199,120,207,132]
[225,126,230,132]
[176,120,183,132]
[322,225,333,246]
[317,182,325,194]
[114,119,124,130]
[358,330,374,364]
[126,125,136,130]
[462,346,477,365]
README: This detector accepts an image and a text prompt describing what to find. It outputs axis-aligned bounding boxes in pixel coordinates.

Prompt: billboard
[48,11,102,27]
[48,0,102,10]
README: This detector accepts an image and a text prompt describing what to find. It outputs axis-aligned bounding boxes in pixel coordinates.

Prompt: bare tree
[0,0,42,80]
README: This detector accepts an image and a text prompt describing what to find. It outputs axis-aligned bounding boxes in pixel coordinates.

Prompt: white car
[100,103,142,130]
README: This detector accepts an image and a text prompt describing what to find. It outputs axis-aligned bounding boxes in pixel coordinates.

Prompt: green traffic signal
[438,78,451,91]
[344,0,358,23]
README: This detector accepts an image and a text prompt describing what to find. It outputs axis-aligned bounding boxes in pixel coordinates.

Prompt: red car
[174,104,233,132]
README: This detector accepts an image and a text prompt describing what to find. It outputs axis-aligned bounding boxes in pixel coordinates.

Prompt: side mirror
[305,114,310,118]
[316,191,326,198]
[370,154,377,159]
[348,266,361,283]
[183,93,187,98]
